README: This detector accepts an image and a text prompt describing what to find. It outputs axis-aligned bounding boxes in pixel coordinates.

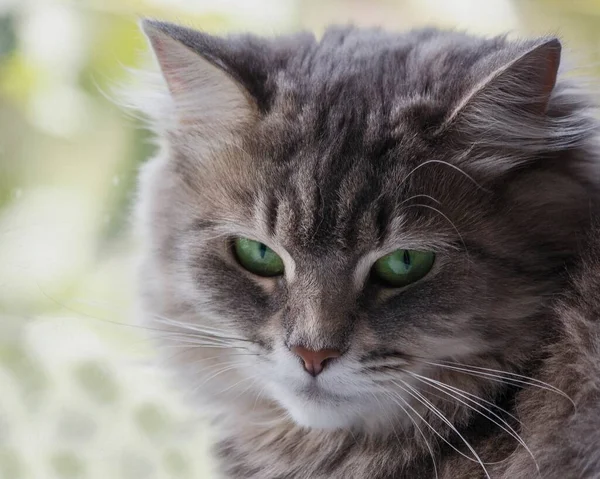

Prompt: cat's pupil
[403,250,411,268]
[259,243,268,259]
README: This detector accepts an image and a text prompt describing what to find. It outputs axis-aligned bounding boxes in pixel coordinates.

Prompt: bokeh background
[1,0,599,478]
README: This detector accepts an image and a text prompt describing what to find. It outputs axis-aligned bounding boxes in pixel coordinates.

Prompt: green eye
[372,249,435,288]
[233,237,284,277]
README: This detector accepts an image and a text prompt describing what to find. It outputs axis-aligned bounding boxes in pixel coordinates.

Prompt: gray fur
[131,20,600,478]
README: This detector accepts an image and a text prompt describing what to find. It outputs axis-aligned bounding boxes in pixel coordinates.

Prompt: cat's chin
[268,384,394,431]
[277,390,358,430]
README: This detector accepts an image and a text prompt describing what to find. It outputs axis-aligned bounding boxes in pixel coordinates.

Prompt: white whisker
[190,360,249,393]
[439,360,571,394]
[400,158,490,193]
[150,312,252,343]
[374,383,484,467]
[218,375,258,395]
[159,342,248,350]
[393,380,491,478]
[375,390,439,479]
[413,371,524,428]
[402,203,472,268]
[252,384,267,412]
[397,194,443,206]
[407,371,539,473]
[423,361,575,409]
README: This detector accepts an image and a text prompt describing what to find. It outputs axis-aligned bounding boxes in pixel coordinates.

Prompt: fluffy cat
[131,19,600,478]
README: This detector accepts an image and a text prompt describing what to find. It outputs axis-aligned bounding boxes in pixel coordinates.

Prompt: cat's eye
[372,249,435,288]
[233,237,284,277]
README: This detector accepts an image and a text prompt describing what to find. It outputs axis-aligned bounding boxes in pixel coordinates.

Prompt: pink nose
[291,346,341,377]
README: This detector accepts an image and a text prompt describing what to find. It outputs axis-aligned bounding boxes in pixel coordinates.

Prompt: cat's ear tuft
[530,38,562,112]
[139,19,256,134]
[439,37,590,176]
[447,38,562,124]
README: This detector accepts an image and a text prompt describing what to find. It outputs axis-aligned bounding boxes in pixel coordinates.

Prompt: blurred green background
[0,0,599,478]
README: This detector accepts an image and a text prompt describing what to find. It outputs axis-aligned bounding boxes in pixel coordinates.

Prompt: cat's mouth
[295,382,350,403]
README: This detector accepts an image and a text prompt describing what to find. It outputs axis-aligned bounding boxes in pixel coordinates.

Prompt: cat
[130,19,600,478]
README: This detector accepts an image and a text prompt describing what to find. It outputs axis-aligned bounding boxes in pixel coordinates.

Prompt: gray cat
[131,19,600,478]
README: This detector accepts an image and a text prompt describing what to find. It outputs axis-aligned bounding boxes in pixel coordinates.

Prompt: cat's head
[133,20,598,431]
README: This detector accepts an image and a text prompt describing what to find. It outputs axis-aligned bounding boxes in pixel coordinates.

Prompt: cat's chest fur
[211,402,588,479]
[212,418,514,479]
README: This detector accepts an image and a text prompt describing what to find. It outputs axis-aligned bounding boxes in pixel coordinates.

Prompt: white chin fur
[271,386,358,430]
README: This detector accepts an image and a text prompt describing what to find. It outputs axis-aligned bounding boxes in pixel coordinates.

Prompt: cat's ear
[446,38,561,124]
[442,38,574,175]
[140,19,257,134]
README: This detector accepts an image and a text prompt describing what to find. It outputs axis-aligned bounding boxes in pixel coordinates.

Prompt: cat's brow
[352,233,459,290]
[191,220,272,243]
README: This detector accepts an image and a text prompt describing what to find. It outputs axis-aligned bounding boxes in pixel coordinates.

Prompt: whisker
[153,316,241,338]
[38,290,194,337]
[190,360,249,393]
[153,330,253,349]
[407,371,539,473]
[192,359,237,373]
[66,298,253,349]
[156,332,245,347]
[218,375,258,395]
[400,158,490,193]
[397,194,442,207]
[68,299,252,346]
[252,383,269,412]
[375,385,481,466]
[246,408,291,428]
[150,313,253,343]
[401,203,472,268]
[369,359,525,427]
[158,342,249,351]
[157,331,233,343]
[231,377,261,403]
[421,360,575,409]
[438,360,571,394]
[414,371,524,429]
[192,365,240,390]
[392,380,491,478]
[164,351,259,368]
[375,390,438,479]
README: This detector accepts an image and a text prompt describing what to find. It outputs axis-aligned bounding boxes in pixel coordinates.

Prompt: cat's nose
[290,346,341,377]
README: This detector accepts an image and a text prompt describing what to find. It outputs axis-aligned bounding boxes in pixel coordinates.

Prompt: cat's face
[134,21,595,431]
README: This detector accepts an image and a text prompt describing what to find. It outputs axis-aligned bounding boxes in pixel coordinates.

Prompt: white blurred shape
[147,0,297,31]
[18,2,93,137]
[417,0,517,33]
[20,2,86,76]
[0,187,96,306]
[29,85,93,137]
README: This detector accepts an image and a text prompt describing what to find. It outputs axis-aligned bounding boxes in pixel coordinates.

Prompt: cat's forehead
[236,135,447,256]
[194,101,460,257]
[245,116,437,254]
[268,27,504,113]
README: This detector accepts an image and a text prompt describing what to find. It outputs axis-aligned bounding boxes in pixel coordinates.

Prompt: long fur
[130,20,600,478]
